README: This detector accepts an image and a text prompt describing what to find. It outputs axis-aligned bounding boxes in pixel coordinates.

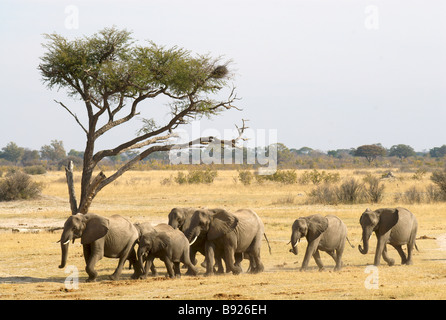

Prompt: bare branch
[54,100,88,135]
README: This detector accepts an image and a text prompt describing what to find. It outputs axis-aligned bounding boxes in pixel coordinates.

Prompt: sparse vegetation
[0,171,43,201]
[1,169,445,300]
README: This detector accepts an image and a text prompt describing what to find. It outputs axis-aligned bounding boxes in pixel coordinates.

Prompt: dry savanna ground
[1,169,446,300]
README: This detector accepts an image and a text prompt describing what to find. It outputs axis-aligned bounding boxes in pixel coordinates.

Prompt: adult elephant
[168,207,207,272]
[184,208,266,275]
[290,214,349,271]
[358,207,418,266]
[58,213,140,282]
[137,223,198,278]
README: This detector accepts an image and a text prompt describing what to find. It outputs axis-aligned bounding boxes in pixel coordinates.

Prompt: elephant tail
[263,233,272,254]
[346,236,355,248]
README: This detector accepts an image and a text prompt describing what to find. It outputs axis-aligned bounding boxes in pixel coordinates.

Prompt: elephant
[184,208,266,275]
[137,223,198,278]
[290,214,349,271]
[358,207,418,266]
[168,207,206,269]
[58,213,140,282]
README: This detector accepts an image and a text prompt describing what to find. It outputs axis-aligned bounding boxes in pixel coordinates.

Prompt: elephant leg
[163,257,175,278]
[140,258,154,279]
[234,252,243,272]
[173,262,181,278]
[204,242,216,276]
[301,240,319,271]
[110,243,134,281]
[381,245,395,266]
[390,244,407,265]
[224,246,242,275]
[406,243,414,265]
[334,247,344,271]
[313,250,324,271]
[84,245,102,282]
[374,237,386,266]
[250,246,264,274]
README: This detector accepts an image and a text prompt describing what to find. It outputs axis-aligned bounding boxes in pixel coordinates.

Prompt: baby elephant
[137,223,198,278]
[290,214,350,271]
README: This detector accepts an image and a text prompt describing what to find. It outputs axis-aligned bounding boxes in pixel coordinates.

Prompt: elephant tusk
[293,241,299,248]
[189,236,198,246]
[63,239,70,245]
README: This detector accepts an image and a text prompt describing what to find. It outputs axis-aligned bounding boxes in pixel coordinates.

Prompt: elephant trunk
[358,229,371,254]
[137,247,146,274]
[290,232,300,255]
[58,230,72,268]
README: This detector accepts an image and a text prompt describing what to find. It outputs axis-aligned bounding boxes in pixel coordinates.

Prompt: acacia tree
[353,144,386,164]
[39,27,244,214]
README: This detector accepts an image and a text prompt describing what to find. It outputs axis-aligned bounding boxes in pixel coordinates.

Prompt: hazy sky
[1,0,445,153]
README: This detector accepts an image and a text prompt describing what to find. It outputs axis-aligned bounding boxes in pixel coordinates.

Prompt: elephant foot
[204,271,214,277]
[185,267,198,276]
[318,267,325,272]
[404,259,413,265]
[86,277,97,282]
[109,274,121,281]
[387,259,395,266]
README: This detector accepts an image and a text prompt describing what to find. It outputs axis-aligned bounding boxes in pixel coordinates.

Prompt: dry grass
[1,169,446,300]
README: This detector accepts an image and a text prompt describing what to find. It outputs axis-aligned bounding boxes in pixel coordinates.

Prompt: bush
[299,169,340,185]
[238,170,254,186]
[0,171,43,201]
[363,174,385,203]
[307,178,371,205]
[307,184,338,205]
[174,169,218,185]
[430,169,446,197]
[336,178,367,204]
[23,165,47,175]
[255,170,297,184]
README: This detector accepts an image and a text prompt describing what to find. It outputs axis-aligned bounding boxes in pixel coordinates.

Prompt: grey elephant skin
[168,207,205,266]
[184,208,266,275]
[138,223,198,278]
[358,207,418,266]
[290,214,348,271]
[58,213,140,282]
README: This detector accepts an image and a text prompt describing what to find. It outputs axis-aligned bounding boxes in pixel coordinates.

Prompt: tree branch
[54,100,88,135]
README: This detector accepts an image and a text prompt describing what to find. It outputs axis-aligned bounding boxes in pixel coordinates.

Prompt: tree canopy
[39,27,243,214]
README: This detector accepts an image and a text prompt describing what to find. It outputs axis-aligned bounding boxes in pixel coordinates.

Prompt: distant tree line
[1,140,446,173]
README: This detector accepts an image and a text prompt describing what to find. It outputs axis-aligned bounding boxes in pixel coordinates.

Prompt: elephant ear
[81,214,110,245]
[208,209,238,241]
[306,214,328,241]
[376,208,399,235]
[153,232,171,252]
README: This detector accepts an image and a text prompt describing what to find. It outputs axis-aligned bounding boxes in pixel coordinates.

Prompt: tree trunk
[65,160,78,215]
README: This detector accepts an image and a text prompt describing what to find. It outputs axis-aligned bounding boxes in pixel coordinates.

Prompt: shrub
[174,169,218,185]
[0,171,43,201]
[255,170,297,184]
[23,165,47,175]
[307,178,368,205]
[336,178,367,204]
[425,184,445,203]
[238,170,254,186]
[430,169,446,197]
[363,174,385,203]
[307,183,338,205]
[299,169,340,185]
[394,186,424,204]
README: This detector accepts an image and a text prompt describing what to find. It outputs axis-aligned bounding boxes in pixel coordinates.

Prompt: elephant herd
[57,206,418,282]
